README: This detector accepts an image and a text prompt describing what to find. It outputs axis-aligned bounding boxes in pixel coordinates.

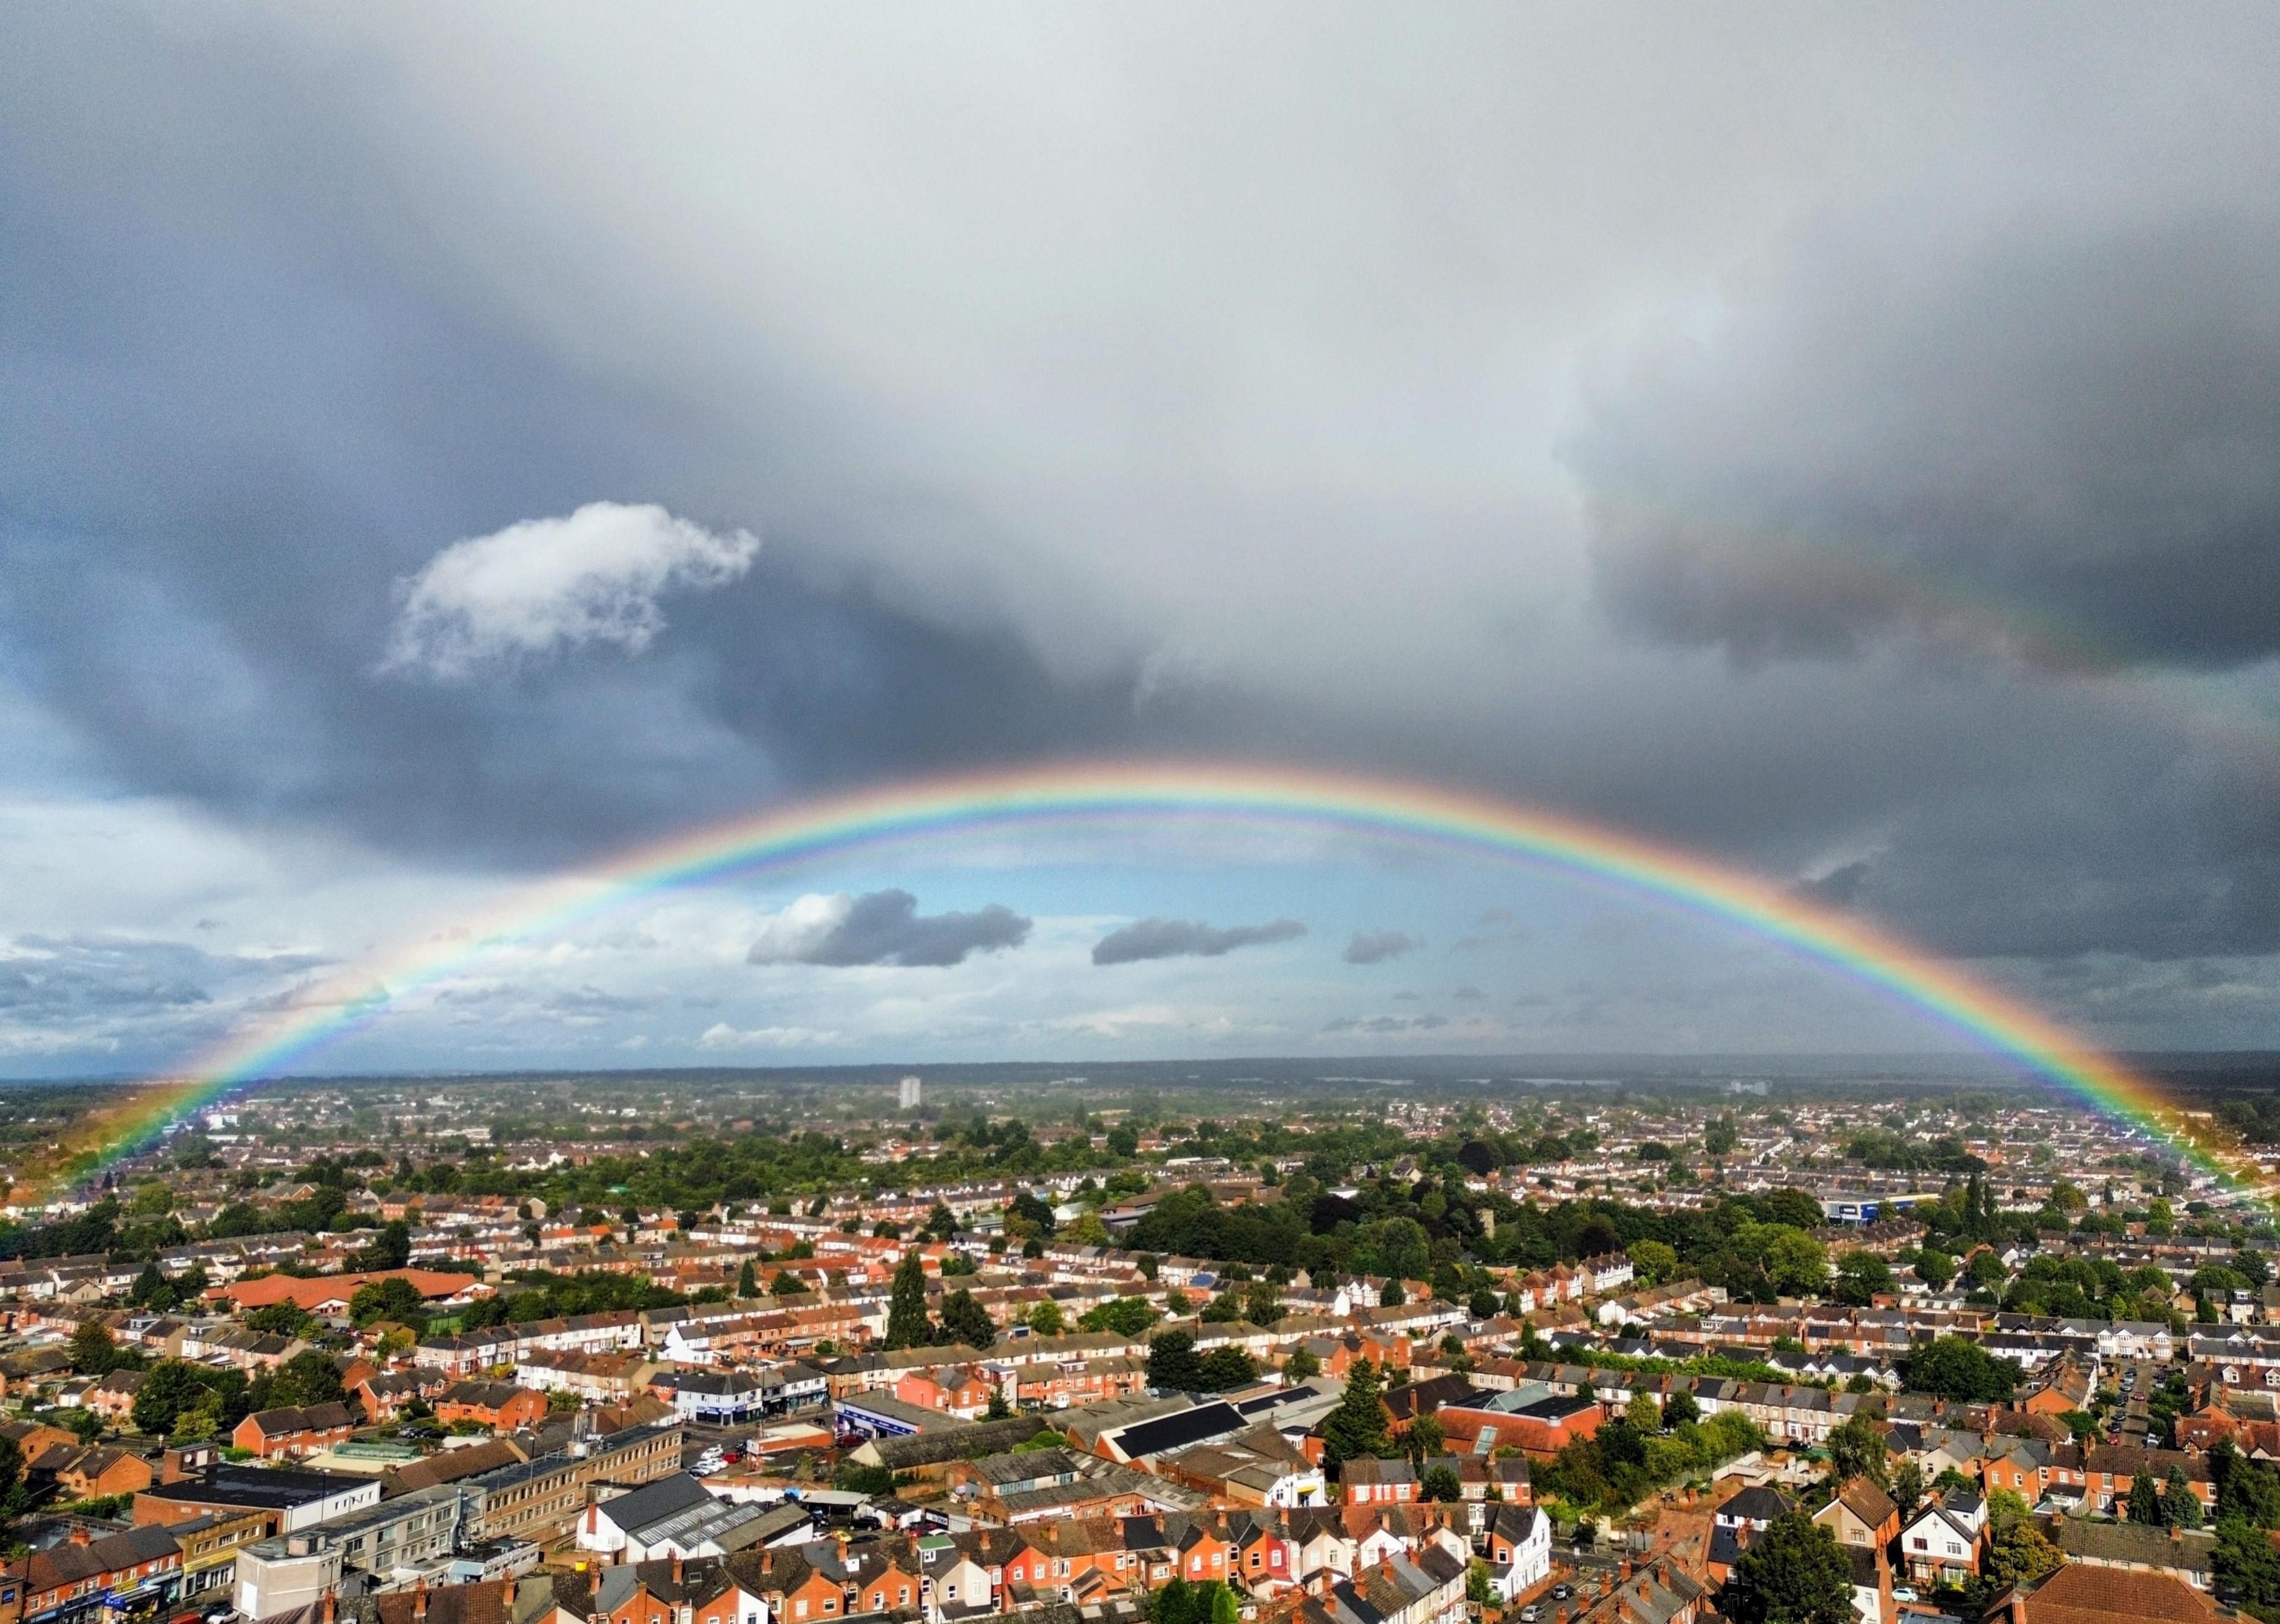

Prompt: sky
[4,4,2279,1077]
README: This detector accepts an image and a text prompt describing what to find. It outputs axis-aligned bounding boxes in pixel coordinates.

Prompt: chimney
[762,1553,774,1576]
[69,1528,91,1547]
[416,1581,430,1623]
[323,1593,337,1624]
[673,1555,685,1586]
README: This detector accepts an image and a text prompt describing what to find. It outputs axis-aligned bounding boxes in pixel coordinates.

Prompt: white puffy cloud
[697,1021,842,1049]
[381,502,757,679]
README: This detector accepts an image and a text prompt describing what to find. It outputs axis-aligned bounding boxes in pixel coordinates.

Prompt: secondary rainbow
[55,761,2222,1194]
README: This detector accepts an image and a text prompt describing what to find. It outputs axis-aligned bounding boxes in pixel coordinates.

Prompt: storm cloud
[5,8,2280,1060]
[748,889,1032,968]
[1572,217,2280,670]
[1092,917,1307,966]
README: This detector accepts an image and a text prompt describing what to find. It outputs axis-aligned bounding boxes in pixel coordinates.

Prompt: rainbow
[49,761,2230,1197]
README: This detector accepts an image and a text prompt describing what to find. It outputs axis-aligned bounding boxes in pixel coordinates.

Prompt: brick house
[434,1381,550,1432]
[1814,1479,1900,1552]
[49,1445,155,1500]
[231,1401,358,1460]
[893,1365,997,1420]
[1340,1458,1417,1506]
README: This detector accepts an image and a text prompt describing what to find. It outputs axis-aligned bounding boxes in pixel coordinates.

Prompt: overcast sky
[4,5,2279,1076]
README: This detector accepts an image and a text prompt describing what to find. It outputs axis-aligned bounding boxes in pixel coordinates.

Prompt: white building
[235,1532,340,1622]
[1484,1505,1551,1601]
[899,1075,923,1110]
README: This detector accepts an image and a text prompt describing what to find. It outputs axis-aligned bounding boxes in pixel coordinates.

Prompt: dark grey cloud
[1452,985,1487,1003]
[1344,929,1420,965]
[1092,917,1307,966]
[0,11,1288,869]
[1791,861,1871,910]
[3,5,2280,1055]
[749,889,1031,968]
[1571,217,2280,670]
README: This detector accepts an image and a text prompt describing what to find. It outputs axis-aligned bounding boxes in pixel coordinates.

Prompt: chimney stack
[415,1580,430,1623]
[322,1592,337,1624]
[673,1555,685,1586]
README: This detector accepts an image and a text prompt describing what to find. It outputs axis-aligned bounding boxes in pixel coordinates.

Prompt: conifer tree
[1323,1356,1390,1466]
[2129,1471,2165,1525]
[940,1288,996,1349]
[885,1249,932,1350]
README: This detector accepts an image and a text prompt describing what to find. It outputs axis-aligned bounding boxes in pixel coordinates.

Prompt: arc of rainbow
[49,762,2239,1198]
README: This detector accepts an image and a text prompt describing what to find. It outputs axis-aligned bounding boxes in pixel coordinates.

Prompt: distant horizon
[12,1047,2279,1091]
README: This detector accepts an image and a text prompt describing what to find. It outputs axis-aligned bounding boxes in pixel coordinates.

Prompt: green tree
[1322,1357,1390,1467]
[1407,1414,1447,1461]
[771,1269,808,1297]
[1901,1336,2018,1403]
[1284,1346,1322,1381]
[0,1434,23,1519]
[736,1259,758,1299]
[1833,1252,1893,1306]
[1199,1346,1257,1391]
[2217,1516,2280,1619]
[1765,1230,1829,1296]
[1147,1578,1194,1624]
[132,1360,208,1435]
[1421,1464,1463,1502]
[1662,1389,1700,1428]
[1627,1240,1679,1285]
[1244,1278,1284,1326]
[1079,1297,1160,1336]
[1147,1330,1206,1392]
[1703,1114,1740,1158]
[2129,1471,2165,1525]
[1826,1413,1888,1488]
[1026,1300,1066,1336]
[1730,1511,1853,1624]
[350,1275,428,1327]
[270,1348,346,1409]
[245,1302,316,1338]
[939,1289,996,1350]
[1890,1461,1926,1518]
[71,1319,123,1376]
[2221,1457,2280,1528]
[1467,1561,1496,1609]
[1106,1124,1140,1158]
[1981,1491,2062,1596]
[359,1220,413,1271]
[1379,1278,1407,1308]
[1061,1211,1112,1247]
[2167,1467,2205,1530]
[128,1261,175,1310]
[884,1249,932,1350]
[1915,1249,1957,1290]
